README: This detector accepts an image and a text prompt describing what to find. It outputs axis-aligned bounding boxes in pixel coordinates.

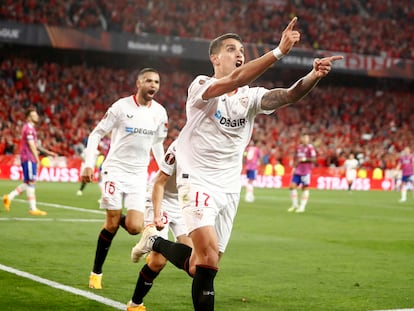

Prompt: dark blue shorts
[246,169,257,181]
[291,173,310,186]
[21,160,37,183]
[401,175,413,183]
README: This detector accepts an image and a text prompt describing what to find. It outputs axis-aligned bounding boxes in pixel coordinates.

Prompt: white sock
[9,183,28,200]
[299,190,310,210]
[246,183,254,194]
[26,185,37,211]
[401,185,407,200]
[290,189,298,207]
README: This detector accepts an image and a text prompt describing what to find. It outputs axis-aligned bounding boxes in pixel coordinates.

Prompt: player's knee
[104,223,119,233]
[122,215,144,234]
[127,227,142,235]
[197,248,219,267]
[148,257,167,272]
[127,223,143,235]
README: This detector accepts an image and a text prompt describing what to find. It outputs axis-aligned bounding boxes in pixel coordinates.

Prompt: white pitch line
[0,263,125,310]
[6,199,413,311]
[1,200,104,222]
[1,261,412,311]
[13,198,106,214]
[0,217,103,222]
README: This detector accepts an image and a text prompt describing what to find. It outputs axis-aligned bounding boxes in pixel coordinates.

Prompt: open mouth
[148,90,156,95]
[236,60,242,67]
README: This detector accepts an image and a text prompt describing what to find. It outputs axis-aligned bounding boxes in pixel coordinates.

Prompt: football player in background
[395,146,414,202]
[287,132,316,213]
[3,107,57,215]
[243,139,262,202]
[343,151,359,191]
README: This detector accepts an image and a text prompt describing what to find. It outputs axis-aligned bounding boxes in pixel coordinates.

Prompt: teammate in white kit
[343,152,359,191]
[127,141,192,311]
[81,68,168,290]
[132,17,343,310]
[288,133,316,213]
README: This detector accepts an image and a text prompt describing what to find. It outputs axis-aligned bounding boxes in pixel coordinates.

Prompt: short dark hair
[26,107,37,118]
[208,33,242,56]
[138,68,159,78]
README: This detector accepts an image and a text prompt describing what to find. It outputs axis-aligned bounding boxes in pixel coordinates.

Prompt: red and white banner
[0,155,395,191]
[240,174,394,191]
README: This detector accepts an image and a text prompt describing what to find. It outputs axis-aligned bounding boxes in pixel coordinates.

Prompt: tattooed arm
[261,55,343,111]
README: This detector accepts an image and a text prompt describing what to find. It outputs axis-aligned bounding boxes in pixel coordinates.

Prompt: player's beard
[143,90,156,102]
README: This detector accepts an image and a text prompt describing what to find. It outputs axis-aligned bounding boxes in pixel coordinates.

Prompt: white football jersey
[85,95,168,173]
[147,140,178,205]
[344,158,359,171]
[176,75,272,192]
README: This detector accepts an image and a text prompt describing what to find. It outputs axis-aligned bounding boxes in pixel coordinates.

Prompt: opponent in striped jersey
[243,139,262,202]
[3,107,57,216]
[396,146,414,202]
[288,133,316,213]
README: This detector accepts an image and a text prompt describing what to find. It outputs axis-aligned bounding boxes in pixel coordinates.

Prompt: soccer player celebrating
[132,17,343,310]
[288,132,316,213]
[81,68,168,290]
[3,107,57,215]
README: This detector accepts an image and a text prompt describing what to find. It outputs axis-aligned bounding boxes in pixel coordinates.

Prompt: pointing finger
[329,55,344,62]
[285,16,298,31]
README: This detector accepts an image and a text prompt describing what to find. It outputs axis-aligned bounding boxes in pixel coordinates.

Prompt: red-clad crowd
[1,54,413,170]
[252,83,413,170]
[0,55,192,158]
[1,0,413,59]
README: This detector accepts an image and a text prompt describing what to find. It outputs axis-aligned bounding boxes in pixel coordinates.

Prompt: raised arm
[261,55,344,111]
[203,17,300,100]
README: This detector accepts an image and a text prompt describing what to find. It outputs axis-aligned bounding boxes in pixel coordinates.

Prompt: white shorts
[144,195,187,241]
[178,182,239,253]
[346,169,357,181]
[100,168,147,212]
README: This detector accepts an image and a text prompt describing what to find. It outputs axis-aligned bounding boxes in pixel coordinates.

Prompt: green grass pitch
[0,180,413,311]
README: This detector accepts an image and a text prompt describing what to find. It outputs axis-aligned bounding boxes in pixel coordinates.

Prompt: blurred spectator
[0,0,413,59]
[0,50,413,169]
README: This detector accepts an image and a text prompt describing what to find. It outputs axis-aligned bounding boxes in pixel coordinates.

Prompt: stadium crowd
[1,0,413,59]
[1,54,412,171]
